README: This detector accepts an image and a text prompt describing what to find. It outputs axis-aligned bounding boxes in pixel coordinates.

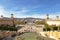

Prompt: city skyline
[0,0,60,18]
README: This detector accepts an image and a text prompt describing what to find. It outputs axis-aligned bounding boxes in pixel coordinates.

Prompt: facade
[46,14,60,26]
[46,20,60,26]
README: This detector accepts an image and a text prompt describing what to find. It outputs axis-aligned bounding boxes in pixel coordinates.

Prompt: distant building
[46,14,60,26]
[0,14,14,26]
[0,14,44,26]
[1,14,60,26]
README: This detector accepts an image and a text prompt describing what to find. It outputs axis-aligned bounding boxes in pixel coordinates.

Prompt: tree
[58,26,60,31]
[53,27,58,31]
[35,20,45,25]
[0,25,17,31]
[15,20,25,25]
[46,27,51,31]
[45,24,49,28]
[43,28,46,31]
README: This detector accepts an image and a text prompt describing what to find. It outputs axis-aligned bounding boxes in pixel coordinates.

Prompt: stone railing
[39,31,60,40]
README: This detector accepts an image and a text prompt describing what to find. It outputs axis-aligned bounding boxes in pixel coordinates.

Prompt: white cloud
[14,13,46,18]
[0,6,44,18]
[8,8,32,18]
[0,6,5,15]
[0,6,60,18]
[0,6,30,17]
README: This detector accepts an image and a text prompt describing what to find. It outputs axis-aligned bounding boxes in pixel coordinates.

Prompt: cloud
[0,6,43,18]
[9,8,41,18]
[14,13,46,18]
[8,7,33,18]
[0,6,60,18]
[0,6,5,15]
[0,6,31,17]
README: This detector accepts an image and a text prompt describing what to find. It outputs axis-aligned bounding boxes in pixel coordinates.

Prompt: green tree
[35,20,45,25]
[45,24,49,28]
[15,20,25,25]
[58,26,60,31]
[53,27,58,31]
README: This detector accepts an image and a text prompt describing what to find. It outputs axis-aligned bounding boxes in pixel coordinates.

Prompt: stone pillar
[56,16,59,20]
[10,14,14,18]
[1,15,3,18]
[10,14,14,26]
[46,14,49,20]
[50,31,53,36]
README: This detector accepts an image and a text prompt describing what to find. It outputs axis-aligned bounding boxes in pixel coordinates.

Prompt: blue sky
[0,0,60,18]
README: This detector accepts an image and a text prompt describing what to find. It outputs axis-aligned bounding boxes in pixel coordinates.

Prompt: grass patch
[14,32,38,40]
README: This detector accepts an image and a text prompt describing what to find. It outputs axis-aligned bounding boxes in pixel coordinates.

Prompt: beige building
[46,14,60,26]
[46,20,60,26]
[0,14,14,26]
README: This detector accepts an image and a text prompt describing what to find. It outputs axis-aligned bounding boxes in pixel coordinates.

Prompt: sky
[0,0,60,18]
